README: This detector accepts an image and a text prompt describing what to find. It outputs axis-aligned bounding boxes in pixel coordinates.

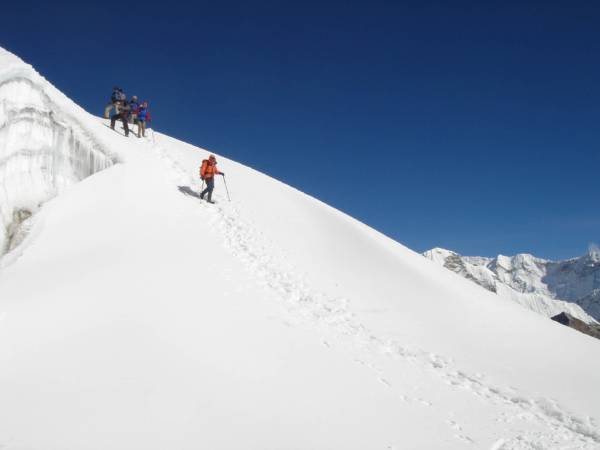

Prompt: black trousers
[111,114,129,135]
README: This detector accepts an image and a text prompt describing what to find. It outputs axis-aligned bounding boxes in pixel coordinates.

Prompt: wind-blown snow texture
[1,48,600,450]
[423,247,600,324]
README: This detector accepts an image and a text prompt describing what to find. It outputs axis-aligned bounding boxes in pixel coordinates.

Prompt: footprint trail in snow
[141,135,600,449]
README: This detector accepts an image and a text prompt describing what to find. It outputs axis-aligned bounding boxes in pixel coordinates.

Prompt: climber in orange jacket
[199,155,224,204]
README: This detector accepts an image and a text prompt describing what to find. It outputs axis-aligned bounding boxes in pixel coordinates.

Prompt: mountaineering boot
[207,199,215,204]
[200,192,205,200]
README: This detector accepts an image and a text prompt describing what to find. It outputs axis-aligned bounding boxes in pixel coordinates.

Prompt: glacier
[423,247,600,324]
[0,47,116,256]
[1,47,600,450]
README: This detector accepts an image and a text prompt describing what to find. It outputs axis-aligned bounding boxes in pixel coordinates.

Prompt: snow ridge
[153,141,600,448]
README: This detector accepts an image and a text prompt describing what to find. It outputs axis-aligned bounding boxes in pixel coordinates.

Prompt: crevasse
[0,76,114,256]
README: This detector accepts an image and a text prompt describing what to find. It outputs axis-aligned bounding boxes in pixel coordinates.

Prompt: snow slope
[1,48,600,450]
[423,247,600,324]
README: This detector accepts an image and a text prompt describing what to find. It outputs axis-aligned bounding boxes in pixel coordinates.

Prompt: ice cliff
[423,247,600,324]
[0,48,116,256]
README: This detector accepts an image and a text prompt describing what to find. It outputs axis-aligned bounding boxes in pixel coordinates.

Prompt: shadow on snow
[178,186,200,199]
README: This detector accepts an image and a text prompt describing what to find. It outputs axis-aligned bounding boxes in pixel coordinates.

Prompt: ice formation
[0,48,115,256]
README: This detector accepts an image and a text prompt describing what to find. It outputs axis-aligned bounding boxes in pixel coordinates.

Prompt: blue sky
[1,0,598,261]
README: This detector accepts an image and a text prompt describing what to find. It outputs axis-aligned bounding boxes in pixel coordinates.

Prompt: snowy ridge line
[0,77,115,161]
[147,139,600,447]
[423,248,598,324]
[0,48,96,125]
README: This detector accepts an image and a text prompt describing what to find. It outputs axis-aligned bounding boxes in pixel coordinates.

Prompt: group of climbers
[106,88,225,204]
[104,87,151,138]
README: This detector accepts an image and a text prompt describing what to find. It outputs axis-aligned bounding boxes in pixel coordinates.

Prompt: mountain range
[423,247,600,325]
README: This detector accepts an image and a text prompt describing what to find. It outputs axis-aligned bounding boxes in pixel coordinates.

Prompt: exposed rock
[551,312,600,340]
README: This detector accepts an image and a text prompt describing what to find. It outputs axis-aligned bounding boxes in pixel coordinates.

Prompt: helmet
[132,96,137,99]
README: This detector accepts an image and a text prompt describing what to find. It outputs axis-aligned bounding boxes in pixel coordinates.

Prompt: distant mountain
[423,248,600,324]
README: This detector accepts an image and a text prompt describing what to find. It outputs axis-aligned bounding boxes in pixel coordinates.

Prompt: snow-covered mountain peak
[421,247,456,265]
[575,251,600,266]
[491,253,547,292]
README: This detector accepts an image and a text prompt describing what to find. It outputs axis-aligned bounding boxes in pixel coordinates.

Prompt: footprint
[455,434,474,444]
[378,378,391,387]
[447,421,461,430]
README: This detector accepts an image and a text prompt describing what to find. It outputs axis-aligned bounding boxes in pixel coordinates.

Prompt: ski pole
[222,174,231,201]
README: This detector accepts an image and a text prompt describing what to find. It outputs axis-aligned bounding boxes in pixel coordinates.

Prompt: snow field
[129,127,600,448]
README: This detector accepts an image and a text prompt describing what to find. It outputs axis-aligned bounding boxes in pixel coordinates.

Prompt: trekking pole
[222,174,231,201]
[200,177,204,203]
[151,128,155,143]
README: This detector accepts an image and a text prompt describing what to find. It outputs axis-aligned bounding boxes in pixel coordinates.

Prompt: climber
[104,87,123,119]
[135,103,151,138]
[128,96,139,124]
[110,93,131,137]
[199,155,225,204]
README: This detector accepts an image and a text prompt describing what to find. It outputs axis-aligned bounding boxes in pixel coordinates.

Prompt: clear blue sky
[1,0,598,261]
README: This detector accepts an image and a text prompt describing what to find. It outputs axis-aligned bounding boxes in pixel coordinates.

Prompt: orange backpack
[200,159,208,179]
